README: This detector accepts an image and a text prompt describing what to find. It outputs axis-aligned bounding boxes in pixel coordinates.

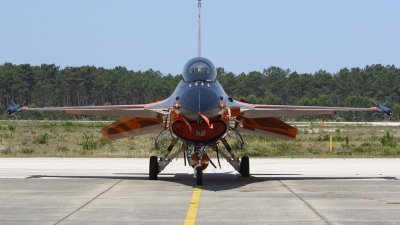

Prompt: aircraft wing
[227,100,375,118]
[226,100,376,140]
[25,98,174,117]
[24,100,174,140]
[244,104,376,118]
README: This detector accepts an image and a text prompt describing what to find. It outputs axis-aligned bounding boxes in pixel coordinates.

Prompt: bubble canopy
[182,57,217,82]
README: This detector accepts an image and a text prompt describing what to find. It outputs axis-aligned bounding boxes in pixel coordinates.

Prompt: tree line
[1,62,399,121]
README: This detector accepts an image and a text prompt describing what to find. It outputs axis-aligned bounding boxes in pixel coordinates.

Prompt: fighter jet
[9,0,391,185]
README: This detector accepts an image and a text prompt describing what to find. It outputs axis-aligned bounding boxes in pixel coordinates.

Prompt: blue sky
[1,0,399,76]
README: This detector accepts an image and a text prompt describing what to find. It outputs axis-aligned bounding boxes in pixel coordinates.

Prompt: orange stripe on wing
[102,116,164,140]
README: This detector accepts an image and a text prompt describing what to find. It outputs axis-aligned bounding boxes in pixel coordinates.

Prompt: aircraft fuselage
[176,80,226,121]
[164,57,232,146]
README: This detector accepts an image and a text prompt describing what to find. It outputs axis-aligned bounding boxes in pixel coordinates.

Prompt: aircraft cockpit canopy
[182,57,216,82]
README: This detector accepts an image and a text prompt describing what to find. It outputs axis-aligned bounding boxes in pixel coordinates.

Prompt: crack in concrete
[54,179,123,225]
[279,180,331,225]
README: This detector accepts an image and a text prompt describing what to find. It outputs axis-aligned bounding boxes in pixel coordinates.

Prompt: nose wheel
[195,166,203,185]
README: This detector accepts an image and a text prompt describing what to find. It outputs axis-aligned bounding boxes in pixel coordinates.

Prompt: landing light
[219,101,226,109]
[173,102,180,110]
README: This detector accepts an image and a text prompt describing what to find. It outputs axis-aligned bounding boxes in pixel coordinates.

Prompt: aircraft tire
[196,166,203,186]
[240,156,250,177]
[149,156,158,180]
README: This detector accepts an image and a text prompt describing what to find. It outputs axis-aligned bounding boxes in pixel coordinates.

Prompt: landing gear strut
[148,127,251,183]
[186,146,215,186]
[149,137,182,180]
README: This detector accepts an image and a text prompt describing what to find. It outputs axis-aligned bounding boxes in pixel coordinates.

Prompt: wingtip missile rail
[371,100,393,118]
[6,101,28,116]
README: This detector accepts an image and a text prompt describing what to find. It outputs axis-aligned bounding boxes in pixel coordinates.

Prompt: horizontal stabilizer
[235,117,297,140]
[102,116,164,140]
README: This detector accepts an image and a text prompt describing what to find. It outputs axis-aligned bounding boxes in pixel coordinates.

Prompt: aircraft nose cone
[179,87,220,120]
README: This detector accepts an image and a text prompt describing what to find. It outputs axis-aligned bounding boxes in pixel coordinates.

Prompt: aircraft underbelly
[171,120,227,146]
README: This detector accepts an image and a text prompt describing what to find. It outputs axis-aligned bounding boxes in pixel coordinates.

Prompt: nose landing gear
[194,166,203,185]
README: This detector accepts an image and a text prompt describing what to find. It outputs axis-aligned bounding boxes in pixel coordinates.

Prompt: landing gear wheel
[240,156,250,177]
[196,166,203,186]
[149,156,159,180]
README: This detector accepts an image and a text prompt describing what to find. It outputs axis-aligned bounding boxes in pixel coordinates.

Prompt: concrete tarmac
[0,158,399,224]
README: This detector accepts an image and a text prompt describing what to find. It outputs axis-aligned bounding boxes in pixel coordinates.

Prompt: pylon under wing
[101,116,164,140]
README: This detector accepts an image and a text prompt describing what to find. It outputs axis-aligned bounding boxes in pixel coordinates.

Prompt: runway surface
[0,158,399,224]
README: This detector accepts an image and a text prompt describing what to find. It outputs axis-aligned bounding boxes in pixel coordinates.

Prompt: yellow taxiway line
[184,169,206,225]
[184,185,202,225]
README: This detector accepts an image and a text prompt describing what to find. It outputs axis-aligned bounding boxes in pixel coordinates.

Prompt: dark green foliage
[61,121,76,132]
[382,146,400,156]
[230,141,240,150]
[78,133,98,150]
[7,125,16,131]
[1,63,400,121]
[307,148,322,155]
[317,135,346,142]
[34,133,48,144]
[1,146,12,155]
[61,121,74,127]
[380,131,397,148]
[334,150,353,156]
[99,138,111,147]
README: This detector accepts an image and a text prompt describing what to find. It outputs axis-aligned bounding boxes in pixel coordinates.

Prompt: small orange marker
[321,121,325,126]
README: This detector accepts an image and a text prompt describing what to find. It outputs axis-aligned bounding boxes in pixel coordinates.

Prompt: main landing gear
[148,130,250,185]
[240,156,250,177]
[149,156,159,180]
[148,148,250,185]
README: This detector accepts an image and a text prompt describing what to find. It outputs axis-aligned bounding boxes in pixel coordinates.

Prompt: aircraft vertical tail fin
[198,0,201,57]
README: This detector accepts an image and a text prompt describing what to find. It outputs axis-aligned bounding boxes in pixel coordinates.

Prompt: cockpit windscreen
[189,62,211,76]
[182,57,216,82]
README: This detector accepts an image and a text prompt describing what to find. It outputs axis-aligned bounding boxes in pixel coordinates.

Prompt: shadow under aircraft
[26,172,398,192]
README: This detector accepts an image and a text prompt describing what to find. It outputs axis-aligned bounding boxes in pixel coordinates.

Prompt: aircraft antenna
[198,0,201,57]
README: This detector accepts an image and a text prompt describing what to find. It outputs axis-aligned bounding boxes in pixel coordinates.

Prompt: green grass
[0,120,399,158]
